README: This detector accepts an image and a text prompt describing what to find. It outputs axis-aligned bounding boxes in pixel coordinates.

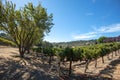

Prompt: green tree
[64,47,73,76]
[97,36,107,43]
[0,1,53,58]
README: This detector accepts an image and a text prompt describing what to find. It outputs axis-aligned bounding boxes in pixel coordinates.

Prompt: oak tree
[0,1,53,58]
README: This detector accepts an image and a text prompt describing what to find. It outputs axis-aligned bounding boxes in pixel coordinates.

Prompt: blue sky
[6,0,120,42]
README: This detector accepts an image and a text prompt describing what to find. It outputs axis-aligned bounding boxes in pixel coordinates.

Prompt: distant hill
[52,35,120,47]
[103,35,120,43]
[52,39,97,47]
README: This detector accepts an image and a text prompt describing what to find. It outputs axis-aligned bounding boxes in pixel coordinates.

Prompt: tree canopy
[97,36,107,43]
[0,1,53,57]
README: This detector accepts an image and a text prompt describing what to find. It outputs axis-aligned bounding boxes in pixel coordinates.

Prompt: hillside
[52,39,97,47]
[0,46,120,80]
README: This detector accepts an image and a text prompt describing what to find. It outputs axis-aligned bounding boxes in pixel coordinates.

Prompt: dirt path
[0,46,19,58]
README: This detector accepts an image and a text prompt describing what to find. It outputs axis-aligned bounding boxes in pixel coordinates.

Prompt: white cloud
[72,23,120,40]
[72,32,97,40]
[73,34,96,40]
[97,24,120,33]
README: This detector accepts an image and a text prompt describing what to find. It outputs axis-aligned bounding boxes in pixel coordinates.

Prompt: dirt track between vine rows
[0,46,120,80]
[73,52,120,80]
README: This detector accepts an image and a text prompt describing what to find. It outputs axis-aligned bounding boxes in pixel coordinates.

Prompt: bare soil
[0,46,19,58]
[72,52,120,80]
[0,46,120,80]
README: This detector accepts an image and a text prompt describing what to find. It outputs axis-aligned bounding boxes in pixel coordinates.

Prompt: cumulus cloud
[72,23,120,40]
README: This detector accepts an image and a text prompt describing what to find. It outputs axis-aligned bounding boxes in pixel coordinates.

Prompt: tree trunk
[95,58,97,68]
[49,54,52,65]
[27,48,30,54]
[79,60,82,63]
[115,51,117,56]
[102,56,104,63]
[19,46,25,58]
[118,49,119,53]
[58,59,61,77]
[85,60,90,73]
[41,54,45,64]
[118,50,119,55]
[20,52,24,58]
[119,49,120,58]
[107,54,110,60]
[111,52,114,58]
[69,57,72,76]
